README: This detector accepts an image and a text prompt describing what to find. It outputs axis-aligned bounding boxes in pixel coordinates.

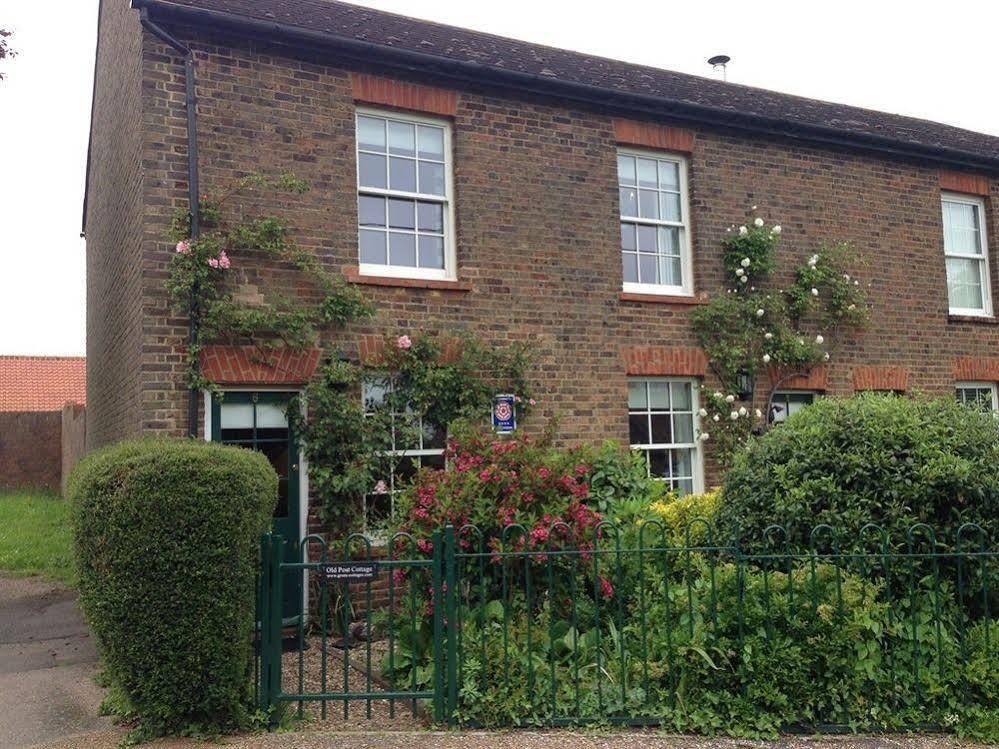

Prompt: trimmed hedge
[719,394,999,548]
[68,438,277,737]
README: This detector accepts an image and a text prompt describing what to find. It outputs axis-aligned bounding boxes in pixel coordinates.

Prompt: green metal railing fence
[257,521,996,731]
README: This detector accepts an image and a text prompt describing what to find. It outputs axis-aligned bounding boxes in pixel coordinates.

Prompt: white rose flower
[738,406,748,416]
[739,276,748,284]
[823,352,831,361]
[726,227,732,232]
[699,433,710,441]
[698,408,708,417]
[730,411,739,421]
[735,267,744,277]
[712,414,720,422]
[725,394,736,403]
[756,308,765,317]
[815,334,824,344]
[713,391,723,399]
[741,257,751,268]
[751,205,758,211]
[811,288,819,296]
[764,332,773,340]
[754,217,764,227]
[739,226,748,235]
[771,225,782,235]
[844,273,851,281]
[762,353,771,363]
[809,254,819,266]
[854,280,860,286]
[848,304,856,310]
[754,409,762,418]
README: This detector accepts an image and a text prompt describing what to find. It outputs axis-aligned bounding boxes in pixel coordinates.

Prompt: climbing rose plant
[691,209,869,465]
[166,173,373,390]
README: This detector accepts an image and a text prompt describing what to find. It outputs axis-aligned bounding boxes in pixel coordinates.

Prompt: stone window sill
[948,314,999,325]
[343,267,472,292]
[620,292,709,305]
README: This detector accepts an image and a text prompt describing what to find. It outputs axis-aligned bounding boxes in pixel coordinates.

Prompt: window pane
[660,192,681,222]
[363,380,388,409]
[619,187,638,217]
[359,229,387,264]
[417,125,444,159]
[389,157,416,192]
[256,403,288,429]
[650,413,671,443]
[628,381,647,409]
[418,236,445,269]
[638,254,658,284]
[649,381,670,410]
[422,419,446,449]
[621,223,636,251]
[389,232,417,267]
[946,257,984,309]
[388,120,416,156]
[671,381,692,410]
[622,252,638,283]
[673,413,694,443]
[417,202,444,232]
[418,161,446,195]
[629,414,649,444]
[638,190,660,219]
[358,195,385,227]
[671,448,692,479]
[617,155,636,186]
[358,153,387,189]
[660,255,682,287]
[637,225,657,252]
[658,161,679,190]
[357,116,386,152]
[220,402,253,429]
[648,449,668,478]
[388,198,415,229]
[944,201,982,255]
[637,158,657,188]
[659,226,680,254]
[422,453,446,471]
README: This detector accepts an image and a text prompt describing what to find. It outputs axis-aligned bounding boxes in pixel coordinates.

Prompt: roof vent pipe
[708,55,730,81]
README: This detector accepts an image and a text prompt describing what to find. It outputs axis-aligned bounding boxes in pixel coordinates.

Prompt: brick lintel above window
[852,365,909,393]
[939,170,990,197]
[352,73,458,117]
[199,345,321,386]
[621,345,707,377]
[613,118,695,153]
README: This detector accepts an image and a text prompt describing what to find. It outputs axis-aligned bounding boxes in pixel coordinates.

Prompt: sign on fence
[493,394,516,433]
[321,561,380,582]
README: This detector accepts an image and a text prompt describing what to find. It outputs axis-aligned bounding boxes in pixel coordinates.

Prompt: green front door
[211,391,302,623]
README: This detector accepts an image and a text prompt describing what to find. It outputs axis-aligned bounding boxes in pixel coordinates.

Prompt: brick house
[0,356,87,493]
[84,0,999,587]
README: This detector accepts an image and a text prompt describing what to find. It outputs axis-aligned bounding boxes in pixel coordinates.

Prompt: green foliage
[166,173,373,391]
[67,439,277,740]
[646,487,723,545]
[691,212,868,467]
[719,394,999,549]
[0,491,75,586]
[293,333,533,533]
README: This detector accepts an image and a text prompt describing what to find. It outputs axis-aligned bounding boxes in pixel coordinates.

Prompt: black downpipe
[139,9,200,438]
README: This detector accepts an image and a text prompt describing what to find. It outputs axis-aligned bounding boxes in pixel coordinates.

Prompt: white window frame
[627,377,703,494]
[942,193,992,317]
[361,378,446,535]
[955,381,998,413]
[769,390,819,425]
[355,107,457,281]
[618,148,693,297]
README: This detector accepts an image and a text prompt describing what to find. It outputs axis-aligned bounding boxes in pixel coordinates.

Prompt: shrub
[68,438,277,739]
[647,487,723,545]
[719,394,999,549]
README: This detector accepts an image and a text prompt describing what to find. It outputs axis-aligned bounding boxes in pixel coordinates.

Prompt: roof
[0,357,87,412]
[132,0,999,172]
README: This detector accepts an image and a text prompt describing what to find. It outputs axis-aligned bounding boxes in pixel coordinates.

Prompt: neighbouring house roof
[131,0,999,172]
[0,356,87,412]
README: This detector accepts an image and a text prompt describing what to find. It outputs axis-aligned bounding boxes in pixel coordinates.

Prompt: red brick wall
[0,412,62,493]
[91,21,999,488]
[84,0,147,449]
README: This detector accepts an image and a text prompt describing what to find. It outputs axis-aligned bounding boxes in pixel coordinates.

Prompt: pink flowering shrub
[393,428,602,557]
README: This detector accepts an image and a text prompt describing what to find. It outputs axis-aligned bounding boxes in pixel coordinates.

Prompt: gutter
[130,0,999,175]
[138,7,201,438]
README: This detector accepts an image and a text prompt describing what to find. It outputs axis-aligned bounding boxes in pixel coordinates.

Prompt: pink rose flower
[599,576,614,600]
[397,335,412,350]
[217,251,231,269]
[208,257,219,269]
[373,480,388,495]
[175,240,191,254]
[529,398,537,406]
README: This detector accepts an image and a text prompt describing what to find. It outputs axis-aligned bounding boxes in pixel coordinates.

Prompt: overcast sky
[2,0,998,357]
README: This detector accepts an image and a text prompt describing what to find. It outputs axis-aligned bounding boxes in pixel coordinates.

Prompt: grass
[0,491,76,586]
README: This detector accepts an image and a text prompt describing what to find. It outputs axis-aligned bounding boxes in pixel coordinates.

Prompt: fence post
[257,533,272,711]
[262,533,285,720]
[444,524,458,727]
[431,528,445,723]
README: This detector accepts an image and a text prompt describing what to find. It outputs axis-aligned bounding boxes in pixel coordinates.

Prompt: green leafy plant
[166,173,373,391]
[691,211,868,466]
[67,438,277,741]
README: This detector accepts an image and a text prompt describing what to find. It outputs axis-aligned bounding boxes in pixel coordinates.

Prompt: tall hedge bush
[719,394,999,548]
[68,438,277,738]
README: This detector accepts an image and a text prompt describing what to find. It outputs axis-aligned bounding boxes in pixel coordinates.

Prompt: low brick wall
[0,411,62,492]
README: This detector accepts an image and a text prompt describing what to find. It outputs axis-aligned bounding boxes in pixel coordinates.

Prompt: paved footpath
[0,575,109,749]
